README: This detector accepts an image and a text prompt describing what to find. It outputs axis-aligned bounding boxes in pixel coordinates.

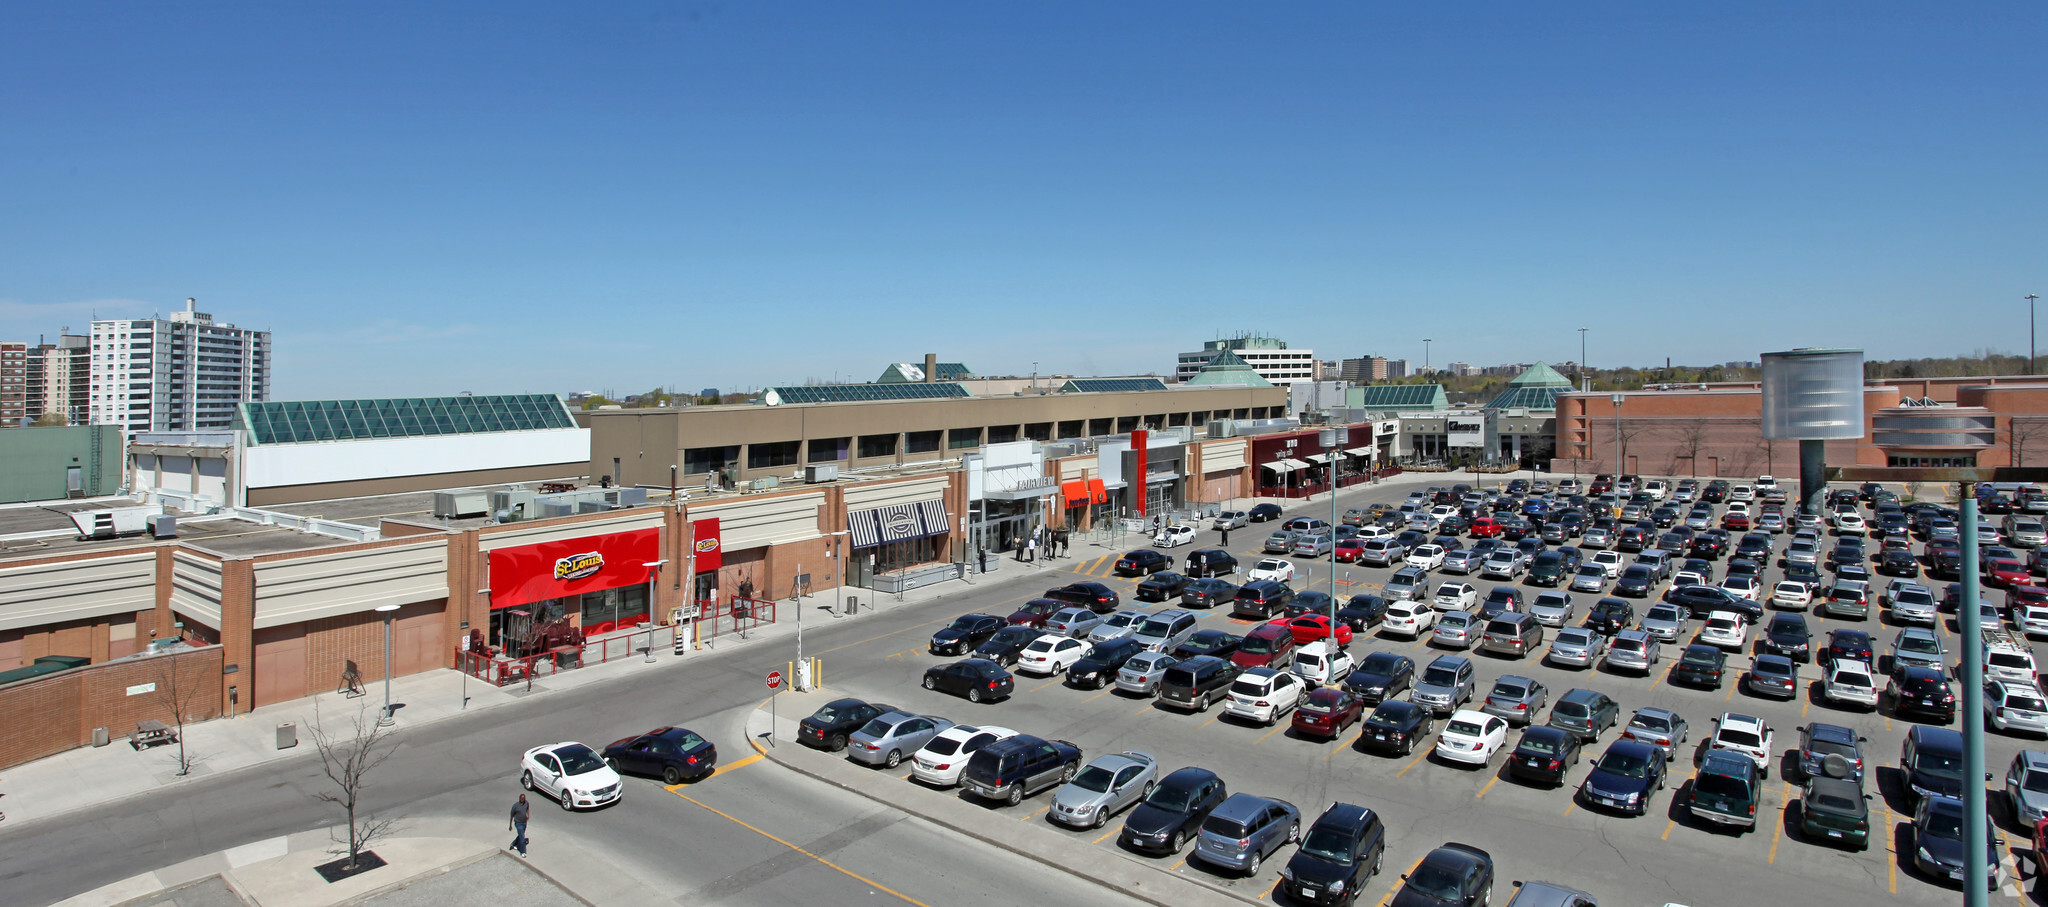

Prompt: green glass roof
[1486,385,1566,410]
[1183,350,1274,387]
[1059,378,1168,393]
[1351,384,1448,410]
[239,395,576,445]
[1508,361,1574,387]
[762,383,972,405]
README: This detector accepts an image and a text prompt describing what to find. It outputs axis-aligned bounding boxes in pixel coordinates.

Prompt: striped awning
[1303,453,1334,464]
[848,499,950,549]
[1262,459,1311,474]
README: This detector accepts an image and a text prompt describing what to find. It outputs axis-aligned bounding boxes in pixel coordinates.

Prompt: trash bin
[277,722,298,750]
[844,596,858,615]
[92,726,109,747]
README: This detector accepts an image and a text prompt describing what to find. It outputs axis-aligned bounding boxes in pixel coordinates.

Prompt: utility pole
[2030,294,2040,376]
[1577,327,1589,392]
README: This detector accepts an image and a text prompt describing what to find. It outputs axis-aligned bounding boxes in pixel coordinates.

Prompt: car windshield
[1898,635,1940,654]
[1812,790,1860,812]
[811,705,848,724]
[1648,607,1681,621]
[1423,667,1460,686]
[1554,702,1587,718]
[1832,670,1872,688]
[1718,729,1762,748]
[1072,766,1116,793]
[1240,636,1275,654]
[558,745,605,775]
[1682,649,1717,666]
[949,617,982,631]
[1557,630,1593,646]
[1597,750,1651,778]
[1146,783,1196,811]
[1446,719,1484,737]
[1923,811,1964,840]
[1632,714,1673,733]
[924,735,963,756]
[857,718,896,737]
[1695,773,1750,798]
[1362,653,1401,672]
[1519,735,1560,755]
[1299,827,1356,863]
[2023,772,2048,795]
[1406,863,1465,899]
[1491,681,1529,699]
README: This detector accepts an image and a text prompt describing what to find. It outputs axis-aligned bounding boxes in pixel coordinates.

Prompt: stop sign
[766,670,783,689]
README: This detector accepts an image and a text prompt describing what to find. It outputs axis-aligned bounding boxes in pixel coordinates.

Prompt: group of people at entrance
[993,525,1069,565]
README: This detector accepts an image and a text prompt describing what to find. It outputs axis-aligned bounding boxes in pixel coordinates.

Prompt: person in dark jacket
[509,794,530,856]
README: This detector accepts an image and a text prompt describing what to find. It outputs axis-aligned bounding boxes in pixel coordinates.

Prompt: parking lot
[797,475,2046,905]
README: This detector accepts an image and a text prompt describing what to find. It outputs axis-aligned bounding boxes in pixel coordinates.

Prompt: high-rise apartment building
[0,342,26,426]
[26,334,90,425]
[1178,334,1313,385]
[89,299,271,433]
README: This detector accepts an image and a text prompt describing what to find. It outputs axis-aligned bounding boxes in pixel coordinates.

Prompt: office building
[25,334,89,426]
[0,342,24,427]
[1175,334,1315,386]
[89,299,272,433]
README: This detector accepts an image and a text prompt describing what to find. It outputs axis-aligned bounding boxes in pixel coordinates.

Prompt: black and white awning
[848,499,950,549]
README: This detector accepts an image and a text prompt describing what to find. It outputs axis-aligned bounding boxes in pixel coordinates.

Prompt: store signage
[1448,418,1486,449]
[692,517,723,574]
[1132,429,1149,518]
[883,509,919,536]
[554,551,605,581]
[488,527,661,609]
[126,682,156,697]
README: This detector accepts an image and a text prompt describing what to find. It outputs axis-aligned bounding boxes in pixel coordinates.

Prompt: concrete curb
[745,701,1263,907]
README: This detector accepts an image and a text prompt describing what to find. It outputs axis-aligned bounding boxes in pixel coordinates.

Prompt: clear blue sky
[4,3,2042,399]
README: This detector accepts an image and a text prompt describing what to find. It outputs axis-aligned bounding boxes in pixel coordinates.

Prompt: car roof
[1754,654,1795,670]
[1088,751,1155,772]
[1213,793,1286,821]
[1632,706,1679,722]
[1560,688,1607,704]
[1804,723,1859,745]
[1718,712,1766,731]
[2018,750,2048,771]
[1911,724,1965,751]
[1699,750,1758,776]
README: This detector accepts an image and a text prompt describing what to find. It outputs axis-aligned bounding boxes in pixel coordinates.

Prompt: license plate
[1373,732,1388,739]
[1599,796,1620,807]
[1826,830,1842,838]
[1950,869,1966,881]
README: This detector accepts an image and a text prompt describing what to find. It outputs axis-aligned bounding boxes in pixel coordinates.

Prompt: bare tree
[1607,416,1653,475]
[1669,420,1711,478]
[309,702,401,872]
[151,655,206,777]
[2011,418,2048,468]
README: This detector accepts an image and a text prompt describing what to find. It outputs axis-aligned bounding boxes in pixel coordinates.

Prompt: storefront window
[906,430,942,453]
[948,427,982,450]
[858,434,898,458]
[684,445,738,475]
[809,437,850,463]
[748,440,800,469]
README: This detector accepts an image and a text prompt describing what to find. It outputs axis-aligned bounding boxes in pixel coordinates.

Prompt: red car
[1005,599,1061,628]
[1268,614,1356,647]
[1470,517,1503,539]
[1230,623,1298,668]
[2011,585,2048,611]
[1721,512,1752,531]
[1334,539,1367,563]
[1291,687,1364,740]
[1990,558,2033,589]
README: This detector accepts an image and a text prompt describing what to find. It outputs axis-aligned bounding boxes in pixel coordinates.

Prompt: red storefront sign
[1132,429,1149,517]
[691,517,723,574]
[488,528,661,609]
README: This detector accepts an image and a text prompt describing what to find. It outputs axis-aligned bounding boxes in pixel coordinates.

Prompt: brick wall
[0,645,223,770]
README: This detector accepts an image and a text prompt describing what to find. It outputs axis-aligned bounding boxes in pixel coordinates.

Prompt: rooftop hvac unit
[745,477,779,493]
[491,490,538,522]
[805,464,839,484]
[603,487,648,507]
[148,514,178,539]
[433,491,490,519]
[577,500,616,513]
[1206,420,1239,438]
[68,507,153,540]
[538,501,578,519]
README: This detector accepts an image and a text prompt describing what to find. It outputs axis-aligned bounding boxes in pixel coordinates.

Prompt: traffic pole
[1960,484,1989,906]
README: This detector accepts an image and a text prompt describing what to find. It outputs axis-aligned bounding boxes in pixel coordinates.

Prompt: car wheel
[1168,831,1185,852]
[1373,846,1385,875]
[923,676,937,690]
[1007,785,1023,806]
[663,765,683,785]
[829,733,848,752]
[968,687,983,703]
[1196,694,1210,713]
[1061,762,1077,782]
[559,791,576,811]
[1288,821,1301,844]
[606,757,621,773]
[1246,852,1262,876]
[885,749,902,769]
[520,770,535,791]
[1092,810,1106,829]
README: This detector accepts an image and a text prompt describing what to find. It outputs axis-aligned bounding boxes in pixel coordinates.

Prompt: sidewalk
[742,698,1252,907]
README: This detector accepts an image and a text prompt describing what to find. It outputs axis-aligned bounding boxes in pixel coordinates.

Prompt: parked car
[1016,635,1088,675]
[1292,686,1367,740]
[1527,590,1577,627]
[1886,665,1957,723]
[960,734,1084,806]
[1480,675,1549,726]
[1120,766,1227,855]
[1707,712,1775,778]
[1157,656,1242,712]
[1688,750,1762,833]
[1130,609,1200,653]
[1281,802,1387,906]
[798,698,897,752]
[1621,706,1689,759]
[1232,623,1299,669]
[601,727,716,786]
[1116,549,1174,577]
[1432,611,1483,650]
[974,625,1047,667]
[1193,793,1302,877]
[1410,655,1477,715]
[1067,638,1147,689]
[1171,629,1242,661]
[1759,612,1813,663]
[1046,582,1121,612]
[1823,660,1881,710]
[1114,651,1181,696]
[1506,726,1583,787]
[1233,580,1296,619]
[1224,667,1308,726]
[1181,577,1240,608]
[1089,609,1150,643]
[1183,549,1240,578]
[1361,699,1436,755]
[1793,722,1867,783]
[1135,572,1191,602]
[1045,606,1106,638]
[1671,643,1729,689]
[1343,651,1417,704]
[1745,654,1800,700]
[1547,688,1621,742]
[909,724,1019,787]
[1910,795,2007,886]
[1383,600,1440,639]
[1578,739,1668,816]
[1389,843,1494,907]
[923,658,1016,702]
[1248,503,1284,522]
[1987,679,2048,736]
[1049,751,1159,829]
[929,614,1006,656]
[1546,627,1607,669]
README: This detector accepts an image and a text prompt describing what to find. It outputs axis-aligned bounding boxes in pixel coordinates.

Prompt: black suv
[1283,802,1386,905]
[1184,549,1240,579]
[1885,665,1956,723]
[929,613,1005,656]
[1115,550,1173,577]
[1670,644,1729,690]
[1758,612,1812,663]
[922,658,1015,702]
[973,626,1046,666]
[797,698,897,752]
[960,735,1083,806]
[1119,766,1227,855]
[1336,595,1389,631]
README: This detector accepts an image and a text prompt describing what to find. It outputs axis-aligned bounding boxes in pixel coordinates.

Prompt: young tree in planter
[309,702,400,872]
[150,655,207,777]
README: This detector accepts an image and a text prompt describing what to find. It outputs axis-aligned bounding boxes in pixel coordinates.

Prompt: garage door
[392,600,446,677]
[254,625,309,707]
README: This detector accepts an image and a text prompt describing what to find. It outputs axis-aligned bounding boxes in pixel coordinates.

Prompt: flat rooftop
[0,514,352,564]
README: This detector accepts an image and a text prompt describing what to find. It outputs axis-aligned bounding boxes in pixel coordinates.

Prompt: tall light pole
[1610,394,1626,479]
[642,560,666,662]
[1422,339,1432,375]
[1577,328,1589,392]
[375,604,400,726]
[2030,294,2040,375]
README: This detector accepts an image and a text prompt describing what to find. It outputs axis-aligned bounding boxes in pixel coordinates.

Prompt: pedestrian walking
[509,794,530,857]
[1027,538,1038,563]
[977,546,988,574]
[1220,526,1230,546]
[1059,530,1070,557]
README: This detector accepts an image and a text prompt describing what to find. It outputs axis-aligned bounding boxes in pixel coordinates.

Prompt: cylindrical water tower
[1760,348,1865,516]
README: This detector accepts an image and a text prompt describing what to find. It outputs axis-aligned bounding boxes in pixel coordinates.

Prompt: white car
[1823,661,1880,710]
[1707,713,1775,778]
[1696,611,1749,650]
[1433,582,1479,612]
[1720,575,1762,602]
[1832,512,1866,536]
[1434,710,1510,766]
[1383,601,1439,638]
[1016,636,1087,675]
[1154,524,1197,548]
[910,725,1019,787]
[1988,680,2048,735]
[1223,667,1306,726]
[1248,558,1296,583]
[1768,581,1812,611]
[1590,550,1625,579]
[1292,640,1356,687]
[1089,609,1150,643]
[1729,484,1755,503]
[1643,480,1669,501]
[1406,544,1448,572]
[521,742,624,811]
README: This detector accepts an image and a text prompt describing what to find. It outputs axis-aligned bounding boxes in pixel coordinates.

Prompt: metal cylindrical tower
[1760,348,1864,516]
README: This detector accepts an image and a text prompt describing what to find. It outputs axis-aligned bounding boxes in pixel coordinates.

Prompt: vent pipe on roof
[924,353,938,383]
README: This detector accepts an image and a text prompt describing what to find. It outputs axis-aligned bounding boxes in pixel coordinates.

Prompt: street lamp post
[375,604,400,726]
[1960,482,1990,907]
[1578,328,1589,392]
[1422,339,1432,375]
[2030,294,2040,376]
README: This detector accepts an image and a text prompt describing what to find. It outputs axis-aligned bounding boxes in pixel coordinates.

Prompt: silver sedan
[1546,628,1607,669]
[1115,652,1181,695]
[1049,751,1158,829]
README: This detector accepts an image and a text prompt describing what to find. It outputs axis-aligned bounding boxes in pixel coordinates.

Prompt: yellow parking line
[701,753,764,781]
[1875,804,1899,894]
[1078,686,1119,706]
[1562,798,1577,817]
[1723,679,1739,702]
[1199,711,1227,730]
[1252,721,1291,745]
[1394,747,1432,778]
[1373,857,1428,907]
[1092,827,1120,845]
[1169,858,1187,872]
[1326,732,1365,761]
[672,790,932,906]
[1475,776,1501,799]
[1028,676,1066,693]
[1767,782,1792,863]
[1133,701,1160,716]
[1021,805,1049,823]
[1660,818,1677,840]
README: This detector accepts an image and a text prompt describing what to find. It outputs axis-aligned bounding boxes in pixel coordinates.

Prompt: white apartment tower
[1176,334,1315,386]
[90,299,272,433]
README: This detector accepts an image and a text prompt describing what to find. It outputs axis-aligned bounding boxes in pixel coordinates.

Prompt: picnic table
[130,719,177,750]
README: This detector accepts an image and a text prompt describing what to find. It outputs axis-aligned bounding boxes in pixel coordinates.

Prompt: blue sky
[4,3,2042,399]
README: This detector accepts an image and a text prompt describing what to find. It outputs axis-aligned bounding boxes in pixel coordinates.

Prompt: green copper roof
[1059,378,1169,393]
[1182,350,1274,387]
[1349,384,1449,411]
[1508,361,1574,387]
[1486,385,1566,410]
